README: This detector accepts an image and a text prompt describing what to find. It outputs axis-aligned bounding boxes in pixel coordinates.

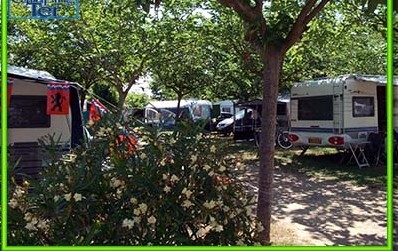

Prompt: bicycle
[254,127,293,150]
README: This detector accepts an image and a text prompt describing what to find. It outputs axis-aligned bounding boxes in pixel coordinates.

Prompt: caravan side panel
[342,79,378,139]
[289,78,348,147]
[8,80,72,145]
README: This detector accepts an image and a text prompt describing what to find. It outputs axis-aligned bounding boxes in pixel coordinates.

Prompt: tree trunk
[176,93,182,122]
[79,90,86,110]
[256,46,282,245]
[117,90,127,120]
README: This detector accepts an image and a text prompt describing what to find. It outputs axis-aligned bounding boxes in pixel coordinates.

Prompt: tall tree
[215,0,390,244]
[216,0,331,244]
[149,4,213,114]
[71,1,160,114]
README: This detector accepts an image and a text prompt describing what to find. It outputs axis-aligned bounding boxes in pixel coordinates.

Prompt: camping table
[346,140,371,168]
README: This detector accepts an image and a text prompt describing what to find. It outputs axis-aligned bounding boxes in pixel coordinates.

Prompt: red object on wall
[46,83,70,115]
[7,79,13,105]
[1,79,14,108]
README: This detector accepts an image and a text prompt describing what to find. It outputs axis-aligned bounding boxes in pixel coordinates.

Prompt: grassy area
[213,135,390,188]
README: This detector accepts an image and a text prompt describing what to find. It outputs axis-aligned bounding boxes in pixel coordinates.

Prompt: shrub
[8,117,261,245]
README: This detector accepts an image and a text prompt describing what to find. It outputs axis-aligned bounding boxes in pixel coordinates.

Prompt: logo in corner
[9,0,79,20]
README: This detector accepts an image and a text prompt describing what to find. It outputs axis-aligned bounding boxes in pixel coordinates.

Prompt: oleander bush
[8,116,261,245]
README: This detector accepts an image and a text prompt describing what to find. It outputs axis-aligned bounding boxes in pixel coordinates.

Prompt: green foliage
[149,4,214,101]
[92,83,118,107]
[281,1,386,89]
[8,116,260,245]
[125,93,150,108]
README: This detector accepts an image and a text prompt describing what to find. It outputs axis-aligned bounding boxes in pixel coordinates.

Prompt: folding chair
[367,133,385,166]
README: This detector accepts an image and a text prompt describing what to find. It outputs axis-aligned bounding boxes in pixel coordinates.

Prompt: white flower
[64,193,72,201]
[163,186,171,193]
[208,171,215,177]
[210,145,216,153]
[140,152,147,159]
[130,198,138,205]
[148,215,157,224]
[134,208,141,216]
[25,222,37,231]
[203,165,211,171]
[219,166,226,172]
[209,216,216,223]
[182,188,193,198]
[236,239,245,246]
[139,203,148,214]
[182,200,193,208]
[31,217,38,225]
[162,173,168,180]
[122,218,134,229]
[236,162,245,170]
[257,222,265,232]
[216,200,223,206]
[196,225,211,238]
[24,213,33,222]
[245,206,253,215]
[203,200,216,209]
[8,198,18,209]
[37,219,49,230]
[133,216,141,224]
[170,174,179,182]
[191,155,198,163]
[54,195,61,202]
[14,187,25,198]
[214,225,224,232]
[110,178,123,188]
[73,193,83,202]
[160,158,166,166]
[116,188,123,198]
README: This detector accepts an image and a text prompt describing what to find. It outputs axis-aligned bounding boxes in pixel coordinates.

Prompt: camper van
[288,74,398,149]
[144,99,212,129]
[232,97,291,140]
[5,66,84,179]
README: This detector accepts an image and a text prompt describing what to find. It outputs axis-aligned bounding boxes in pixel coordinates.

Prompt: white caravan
[288,74,398,149]
[144,99,212,129]
[5,66,85,179]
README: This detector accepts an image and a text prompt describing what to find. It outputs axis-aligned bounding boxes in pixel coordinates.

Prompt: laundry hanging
[89,98,108,121]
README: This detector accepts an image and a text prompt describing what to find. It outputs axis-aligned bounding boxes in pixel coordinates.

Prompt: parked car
[216,109,251,136]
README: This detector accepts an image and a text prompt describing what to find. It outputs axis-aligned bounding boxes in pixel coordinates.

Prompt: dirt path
[235,165,389,246]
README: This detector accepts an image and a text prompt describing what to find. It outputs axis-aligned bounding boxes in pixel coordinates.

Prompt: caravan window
[146,109,159,121]
[297,96,333,120]
[277,103,287,116]
[8,95,50,128]
[352,97,374,117]
[193,105,211,120]
[221,107,231,113]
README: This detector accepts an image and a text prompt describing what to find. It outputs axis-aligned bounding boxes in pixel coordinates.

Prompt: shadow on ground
[234,151,388,246]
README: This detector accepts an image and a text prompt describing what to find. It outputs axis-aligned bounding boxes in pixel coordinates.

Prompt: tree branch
[281,0,330,55]
[218,0,262,23]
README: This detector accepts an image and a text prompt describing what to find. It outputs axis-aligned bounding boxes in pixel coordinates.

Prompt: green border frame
[0,0,395,250]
